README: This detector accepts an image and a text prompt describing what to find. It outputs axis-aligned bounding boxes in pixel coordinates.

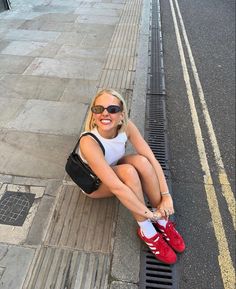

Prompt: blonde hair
[84,89,129,132]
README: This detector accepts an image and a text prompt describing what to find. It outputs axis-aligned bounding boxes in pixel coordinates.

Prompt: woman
[79,88,185,264]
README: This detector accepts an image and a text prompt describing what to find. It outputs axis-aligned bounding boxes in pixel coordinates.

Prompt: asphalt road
[160,0,235,288]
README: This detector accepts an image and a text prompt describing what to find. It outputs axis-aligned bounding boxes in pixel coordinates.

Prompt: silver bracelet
[161,191,170,196]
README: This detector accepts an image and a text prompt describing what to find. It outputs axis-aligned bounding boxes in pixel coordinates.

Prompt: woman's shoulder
[79,133,104,156]
[80,131,99,147]
[126,119,138,138]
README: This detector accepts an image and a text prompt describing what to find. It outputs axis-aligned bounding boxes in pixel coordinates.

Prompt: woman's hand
[157,194,174,219]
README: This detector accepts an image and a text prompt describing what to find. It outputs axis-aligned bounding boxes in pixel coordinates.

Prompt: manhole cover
[0,191,35,226]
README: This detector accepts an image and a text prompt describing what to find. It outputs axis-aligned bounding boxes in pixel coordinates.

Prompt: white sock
[157,219,168,228]
[137,220,157,238]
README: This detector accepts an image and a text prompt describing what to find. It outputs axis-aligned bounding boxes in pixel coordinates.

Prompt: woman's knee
[116,163,140,182]
[133,155,153,173]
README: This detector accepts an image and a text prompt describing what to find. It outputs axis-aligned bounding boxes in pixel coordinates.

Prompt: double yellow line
[169,0,235,288]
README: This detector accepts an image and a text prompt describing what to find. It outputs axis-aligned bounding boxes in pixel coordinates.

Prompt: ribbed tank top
[79,128,127,166]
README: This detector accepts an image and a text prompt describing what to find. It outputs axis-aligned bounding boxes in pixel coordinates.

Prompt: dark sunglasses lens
[91,105,104,114]
[91,105,121,114]
[107,105,121,113]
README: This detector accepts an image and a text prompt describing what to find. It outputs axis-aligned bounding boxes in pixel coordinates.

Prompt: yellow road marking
[174,0,235,231]
[169,1,235,287]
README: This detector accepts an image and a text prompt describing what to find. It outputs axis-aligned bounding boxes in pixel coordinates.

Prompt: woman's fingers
[157,207,175,219]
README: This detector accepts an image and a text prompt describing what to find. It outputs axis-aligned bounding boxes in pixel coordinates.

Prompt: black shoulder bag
[65,132,105,194]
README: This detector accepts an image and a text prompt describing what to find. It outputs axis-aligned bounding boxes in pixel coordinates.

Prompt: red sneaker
[155,221,185,253]
[137,228,177,264]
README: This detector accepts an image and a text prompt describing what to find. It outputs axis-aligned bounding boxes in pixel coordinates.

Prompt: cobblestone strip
[44,186,118,253]
[99,0,142,93]
[23,247,110,289]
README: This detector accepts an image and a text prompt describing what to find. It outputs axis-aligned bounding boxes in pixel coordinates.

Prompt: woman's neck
[96,127,118,139]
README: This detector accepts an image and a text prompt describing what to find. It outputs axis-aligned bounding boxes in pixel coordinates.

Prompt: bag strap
[73,132,105,155]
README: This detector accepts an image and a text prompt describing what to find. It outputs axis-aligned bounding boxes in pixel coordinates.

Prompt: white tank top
[79,128,127,166]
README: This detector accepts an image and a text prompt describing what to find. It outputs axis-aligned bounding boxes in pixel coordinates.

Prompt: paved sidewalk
[0,0,150,288]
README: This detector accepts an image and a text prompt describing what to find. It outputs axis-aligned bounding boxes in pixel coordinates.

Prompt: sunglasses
[91,105,122,114]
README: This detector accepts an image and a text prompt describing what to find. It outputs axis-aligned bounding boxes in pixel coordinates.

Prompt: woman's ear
[118,112,124,126]
[120,111,125,121]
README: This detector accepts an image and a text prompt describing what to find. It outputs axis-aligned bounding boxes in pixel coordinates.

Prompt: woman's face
[92,92,124,137]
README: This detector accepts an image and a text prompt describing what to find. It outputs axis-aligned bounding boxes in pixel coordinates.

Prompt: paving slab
[56,45,108,61]
[75,7,121,17]
[19,19,76,32]
[60,78,97,103]
[0,130,77,179]
[27,12,78,23]
[33,5,75,13]
[76,15,119,25]
[0,40,10,51]
[35,42,64,57]
[0,244,35,289]
[1,11,42,20]
[4,99,88,135]
[9,0,46,10]
[94,3,125,10]
[0,41,61,58]
[0,75,68,100]
[80,33,113,49]
[23,57,103,80]
[75,23,115,36]
[3,28,60,42]
[0,55,33,74]
[0,97,26,126]
[1,40,48,56]
[55,31,86,45]
[74,2,95,9]
[0,19,25,30]
[43,0,86,9]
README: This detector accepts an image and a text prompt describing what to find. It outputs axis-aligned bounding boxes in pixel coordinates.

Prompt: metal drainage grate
[0,191,35,226]
[145,94,169,175]
[140,249,178,289]
[139,0,178,288]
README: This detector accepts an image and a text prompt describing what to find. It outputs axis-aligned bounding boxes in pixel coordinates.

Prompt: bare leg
[118,154,162,208]
[86,164,147,222]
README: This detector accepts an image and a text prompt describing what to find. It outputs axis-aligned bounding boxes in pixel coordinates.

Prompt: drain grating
[0,191,35,226]
[145,94,169,175]
[140,250,177,289]
[139,0,178,288]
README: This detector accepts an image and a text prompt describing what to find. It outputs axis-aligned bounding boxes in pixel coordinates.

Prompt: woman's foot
[138,228,177,264]
[155,220,185,253]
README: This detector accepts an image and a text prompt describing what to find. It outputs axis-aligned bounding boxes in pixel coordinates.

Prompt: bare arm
[80,136,155,219]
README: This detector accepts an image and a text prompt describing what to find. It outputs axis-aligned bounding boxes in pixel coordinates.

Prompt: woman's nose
[102,108,109,115]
